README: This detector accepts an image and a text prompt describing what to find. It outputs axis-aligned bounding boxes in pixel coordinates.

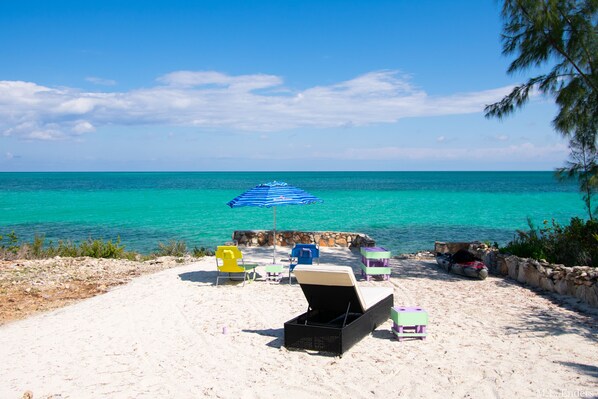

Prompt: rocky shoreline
[438,241,598,308]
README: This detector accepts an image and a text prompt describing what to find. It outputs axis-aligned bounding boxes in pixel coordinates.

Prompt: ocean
[0,171,587,255]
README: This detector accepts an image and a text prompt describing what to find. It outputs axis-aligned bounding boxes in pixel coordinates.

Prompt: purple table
[359,247,391,281]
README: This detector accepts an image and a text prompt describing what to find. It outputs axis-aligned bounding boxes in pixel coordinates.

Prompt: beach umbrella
[226,181,323,263]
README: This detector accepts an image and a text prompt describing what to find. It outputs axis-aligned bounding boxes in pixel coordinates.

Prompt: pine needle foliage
[486,0,597,219]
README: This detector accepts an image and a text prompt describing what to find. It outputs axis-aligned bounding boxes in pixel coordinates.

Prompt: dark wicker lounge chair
[284,265,393,355]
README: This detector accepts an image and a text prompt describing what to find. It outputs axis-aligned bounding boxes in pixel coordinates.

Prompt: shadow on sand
[556,361,598,379]
[487,275,598,340]
[178,270,262,286]
[242,328,284,349]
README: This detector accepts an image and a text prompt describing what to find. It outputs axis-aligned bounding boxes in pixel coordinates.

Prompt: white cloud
[5,152,13,160]
[321,142,568,162]
[72,121,95,134]
[436,135,446,143]
[0,71,515,140]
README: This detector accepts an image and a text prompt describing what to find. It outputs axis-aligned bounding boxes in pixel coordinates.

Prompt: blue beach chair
[288,244,320,284]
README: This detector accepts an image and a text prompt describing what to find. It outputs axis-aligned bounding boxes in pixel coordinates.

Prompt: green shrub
[34,237,128,259]
[79,237,126,258]
[155,240,187,257]
[48,240,80,258]
[31,234,46,259]
[1,233,217,261]
[501,217,598,267]
[0,231,20,258]
[192,246,214,257]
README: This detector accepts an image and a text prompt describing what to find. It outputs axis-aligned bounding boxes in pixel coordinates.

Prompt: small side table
[391,306,428,341]
[360,247,392,281]
[264,264,284,282]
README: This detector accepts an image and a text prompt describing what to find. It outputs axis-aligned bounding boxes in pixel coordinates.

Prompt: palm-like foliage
[486,0,597,124]
[486,0,597,219]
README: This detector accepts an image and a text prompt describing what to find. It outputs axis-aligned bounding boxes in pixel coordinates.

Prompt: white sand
[1,247,597,399]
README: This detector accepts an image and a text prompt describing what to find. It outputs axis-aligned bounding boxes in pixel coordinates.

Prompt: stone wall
[435,241,598,308]
[232,230,376,248]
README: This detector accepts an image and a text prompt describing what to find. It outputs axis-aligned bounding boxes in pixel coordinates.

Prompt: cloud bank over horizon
[0,70,514,141]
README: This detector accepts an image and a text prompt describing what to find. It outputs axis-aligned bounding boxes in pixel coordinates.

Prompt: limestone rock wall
[232,230,376,248]
[436,241,598,308]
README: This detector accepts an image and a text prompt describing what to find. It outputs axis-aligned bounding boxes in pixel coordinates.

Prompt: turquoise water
[0,171,587,254]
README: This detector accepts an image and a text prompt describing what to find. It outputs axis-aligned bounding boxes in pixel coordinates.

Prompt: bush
[501,217,598,267]
[0,233,136,260]
[78,237,126,258]
[155,240,187,257]
[30,234,46,258]
[0,232,216,261]
[0,231,20,259]
[192,246,214,257]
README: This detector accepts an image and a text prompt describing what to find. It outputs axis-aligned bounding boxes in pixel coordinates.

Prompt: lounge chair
[284,265,393,355]
[215,245,258,286]
[288,244,320,284]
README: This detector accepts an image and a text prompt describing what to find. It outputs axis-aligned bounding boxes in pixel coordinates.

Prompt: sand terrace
[0,247,597,398]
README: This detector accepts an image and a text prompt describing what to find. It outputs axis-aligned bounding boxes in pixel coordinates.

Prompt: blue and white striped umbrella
[227,181,323,263]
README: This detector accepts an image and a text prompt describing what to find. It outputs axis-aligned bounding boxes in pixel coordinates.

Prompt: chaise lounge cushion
[293,265,393,312]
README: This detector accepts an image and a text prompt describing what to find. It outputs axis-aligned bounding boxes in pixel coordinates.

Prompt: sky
[0,0,570,171]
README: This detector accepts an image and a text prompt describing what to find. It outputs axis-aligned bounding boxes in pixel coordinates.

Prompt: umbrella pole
[272,207,276,264]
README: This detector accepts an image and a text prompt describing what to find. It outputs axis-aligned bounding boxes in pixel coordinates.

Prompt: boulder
[506,256,519,280]
[539,276,554,291]
[523,262,541,288]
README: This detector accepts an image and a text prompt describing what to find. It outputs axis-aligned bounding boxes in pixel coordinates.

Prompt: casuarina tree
[485,0,597,219]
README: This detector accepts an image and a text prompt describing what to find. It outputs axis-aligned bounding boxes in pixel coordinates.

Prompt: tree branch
[515,0,597,92]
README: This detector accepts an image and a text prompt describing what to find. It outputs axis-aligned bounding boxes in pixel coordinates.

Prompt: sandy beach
[1,247,597,399]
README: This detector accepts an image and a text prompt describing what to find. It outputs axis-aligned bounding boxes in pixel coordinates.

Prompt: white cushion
[293,265,392,311]
[360,287,393,311]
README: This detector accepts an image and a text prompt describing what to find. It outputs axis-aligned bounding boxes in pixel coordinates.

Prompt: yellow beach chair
[215,245,258,286]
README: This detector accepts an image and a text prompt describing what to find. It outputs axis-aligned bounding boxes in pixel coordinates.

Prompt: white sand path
[1,247,597,398]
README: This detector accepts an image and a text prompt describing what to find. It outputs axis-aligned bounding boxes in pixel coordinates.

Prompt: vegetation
[155,240,187,257]
[500,217,598,267]
[192,246,215,257]
[486,0,597,219]
[0,232,214,261]
[0,231,20,257]
[556,123,598,219]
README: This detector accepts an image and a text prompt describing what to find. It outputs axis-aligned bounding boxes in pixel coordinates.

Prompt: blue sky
[0,0,568,171]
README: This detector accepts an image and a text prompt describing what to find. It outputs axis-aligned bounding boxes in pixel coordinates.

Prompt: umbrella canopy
[227,181,323,263]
